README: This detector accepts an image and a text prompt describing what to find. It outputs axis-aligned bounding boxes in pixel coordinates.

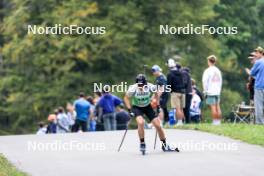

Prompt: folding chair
[232,104,255,124]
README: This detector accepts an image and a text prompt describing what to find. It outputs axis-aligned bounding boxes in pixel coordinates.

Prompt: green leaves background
[0,0,263,133]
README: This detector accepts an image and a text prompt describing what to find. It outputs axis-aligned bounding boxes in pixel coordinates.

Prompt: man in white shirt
[202,55,222,125]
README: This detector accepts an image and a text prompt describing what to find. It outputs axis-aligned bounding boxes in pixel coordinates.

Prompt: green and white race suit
[126,83,157,107]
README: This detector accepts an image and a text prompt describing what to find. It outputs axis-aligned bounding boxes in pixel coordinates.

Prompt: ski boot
[140,142,146,155]
[162,143,180,152]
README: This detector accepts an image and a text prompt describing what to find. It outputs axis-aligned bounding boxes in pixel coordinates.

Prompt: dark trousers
[72,119,87,132]
[184,94,193,124]
[96,122,105,131]
[162,107,169,122]
[191,115,200,123]
[160,93,169,123]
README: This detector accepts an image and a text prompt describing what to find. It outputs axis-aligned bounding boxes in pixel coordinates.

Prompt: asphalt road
[0,129,263,176]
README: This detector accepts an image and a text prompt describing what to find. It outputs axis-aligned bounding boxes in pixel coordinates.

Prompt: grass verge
[0,154,28,176]
[174,123,264,147]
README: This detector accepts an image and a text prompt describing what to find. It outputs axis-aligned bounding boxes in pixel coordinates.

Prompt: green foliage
[213,0,264,95]
[0,0,260,134]
[0,154,28,176]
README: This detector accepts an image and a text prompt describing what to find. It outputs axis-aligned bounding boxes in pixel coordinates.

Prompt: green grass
[0,130,11,136]
[0,154,28,176]
[173,123,264,147]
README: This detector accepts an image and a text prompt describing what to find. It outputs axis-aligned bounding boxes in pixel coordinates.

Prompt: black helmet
[136,74,147,85]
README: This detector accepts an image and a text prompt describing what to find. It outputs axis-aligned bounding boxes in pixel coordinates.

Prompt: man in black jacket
[167,59,186,126]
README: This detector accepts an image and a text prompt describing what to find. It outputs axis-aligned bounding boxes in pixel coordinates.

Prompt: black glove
[128,109,135,118]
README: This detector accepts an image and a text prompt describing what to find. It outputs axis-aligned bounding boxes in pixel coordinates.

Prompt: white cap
[167,58,176,68]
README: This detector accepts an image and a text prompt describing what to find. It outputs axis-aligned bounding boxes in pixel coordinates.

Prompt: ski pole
[117,128,128,152]
[117,119,131,152]
[154,130,158,150]
[154,107,161,150]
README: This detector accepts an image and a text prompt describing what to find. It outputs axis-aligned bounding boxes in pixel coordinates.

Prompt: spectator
[167,59,186,126]
[202,55,222,125]
[151,65,169,124]
[246,52,257,105]
[191,79,204,120]
[94,91,102,103]
[190,89,202,123]
[93,92,104,131]
[66,103,76,131]
[46,113,57,134]
[182,67,192,124]
[36,122,47,135]
[57,107,70,133]
[98,86,122,131]
[249,47,264,124]
[87,96,96,131]
[191,79,204,101]
[73,92,92,132]
[116,105,130,130]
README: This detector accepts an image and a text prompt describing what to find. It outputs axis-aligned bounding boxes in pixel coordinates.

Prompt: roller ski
[140,142,146,155]
[162,144,180,152]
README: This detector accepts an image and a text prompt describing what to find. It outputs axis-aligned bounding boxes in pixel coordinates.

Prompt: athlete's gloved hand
[128,109,135,118]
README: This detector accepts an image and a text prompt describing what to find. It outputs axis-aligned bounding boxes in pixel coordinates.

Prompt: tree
[1,0,257,133]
